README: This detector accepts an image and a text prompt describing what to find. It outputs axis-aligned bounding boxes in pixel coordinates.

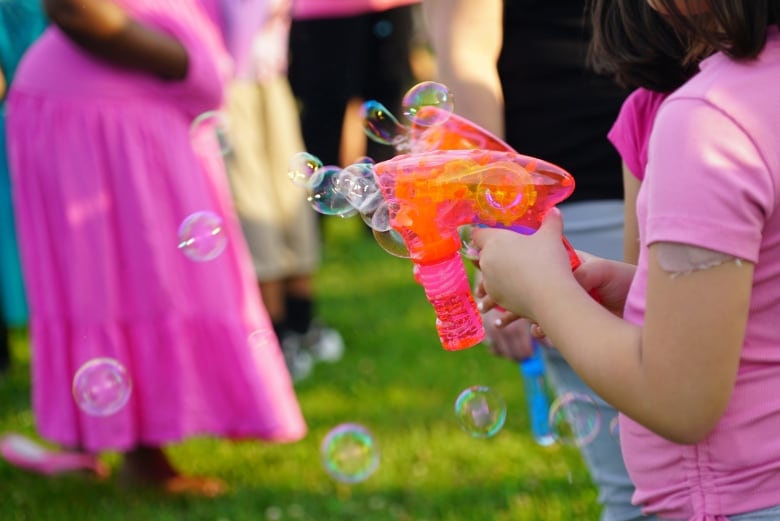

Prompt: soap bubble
[177,210,227,262]
[288,152,324,188]
[609,416,620,438]
[372,228,410,258]
[361,100,407,147]
[72,358,132,416]
[402,81,454,127]
[454,385,507,438]
[307,166,354,216]
[321,423,380,484]
[190,110,231,156]
[548,392,602,447]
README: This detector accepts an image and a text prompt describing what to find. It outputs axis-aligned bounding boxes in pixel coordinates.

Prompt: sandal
[0,433,109,477]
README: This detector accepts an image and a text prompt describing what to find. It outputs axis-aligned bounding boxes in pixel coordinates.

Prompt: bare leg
[259,279,286,323]
[284,274,313,300]
[119,445,226,497]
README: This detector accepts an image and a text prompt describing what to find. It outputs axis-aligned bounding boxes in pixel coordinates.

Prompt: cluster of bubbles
[452,385,610,446]
[287,81,486,261]
[360,80,455,151]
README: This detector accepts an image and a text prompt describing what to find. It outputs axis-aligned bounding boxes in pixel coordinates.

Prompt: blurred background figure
[0,0,48,374]
[2,0,305,491]
[423,1,654,520]
[223,0,344,383]
[287,0,422,172]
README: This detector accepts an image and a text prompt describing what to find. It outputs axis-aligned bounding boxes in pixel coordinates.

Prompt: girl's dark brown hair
[587,0,780,93]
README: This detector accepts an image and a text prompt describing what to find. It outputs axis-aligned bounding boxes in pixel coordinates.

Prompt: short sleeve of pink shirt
[645,97,773,261]
[607,87,668,181]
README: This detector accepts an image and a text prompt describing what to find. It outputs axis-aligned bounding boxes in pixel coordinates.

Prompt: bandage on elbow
[654,242,744,276]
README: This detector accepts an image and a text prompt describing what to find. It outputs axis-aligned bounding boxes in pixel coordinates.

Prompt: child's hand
[570,251,636,317]
[473,273,534,361]
[472,208,574,322]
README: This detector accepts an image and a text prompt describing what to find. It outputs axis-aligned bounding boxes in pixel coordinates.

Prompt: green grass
[0,216,600,520]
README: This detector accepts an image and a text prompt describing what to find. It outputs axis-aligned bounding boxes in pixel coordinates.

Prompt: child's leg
[120,445,226,497]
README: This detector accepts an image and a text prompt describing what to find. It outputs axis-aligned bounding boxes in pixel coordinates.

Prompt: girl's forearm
[45,0,188,80]
[533,277,720,445]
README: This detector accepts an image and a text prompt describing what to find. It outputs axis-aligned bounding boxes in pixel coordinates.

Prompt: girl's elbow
[659,404,727,445]
[663,423,715,445]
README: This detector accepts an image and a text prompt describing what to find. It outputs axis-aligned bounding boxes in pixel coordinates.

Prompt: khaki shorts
[225,78,320,280]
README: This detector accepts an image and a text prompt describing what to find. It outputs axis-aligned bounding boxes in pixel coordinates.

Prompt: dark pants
[288,5,418,167]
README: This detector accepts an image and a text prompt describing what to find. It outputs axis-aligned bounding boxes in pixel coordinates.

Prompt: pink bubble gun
[371,148,576,351]
[365,103,584,270]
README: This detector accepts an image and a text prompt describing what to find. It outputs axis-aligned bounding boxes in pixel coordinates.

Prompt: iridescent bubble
[321,423,380,484]
[402,81,454,127]
[190,110,231,156]
[307,166,354,216]
[72,358,132,416]
[609,416,620,438]
[369,200,392,232]
[548,392,602,447]
[338,163,383,215]
[458,225,479,260]
[177,210,228,262]
[454,385,507,438]
[372,228,410,259]
[354,156,376,165]
[361,100,408,147]
[288,152,324,188]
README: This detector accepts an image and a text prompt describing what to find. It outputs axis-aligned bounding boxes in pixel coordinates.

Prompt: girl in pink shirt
[474,1,780,519]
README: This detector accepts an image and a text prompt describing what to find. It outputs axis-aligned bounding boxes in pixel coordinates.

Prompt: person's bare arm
[622,164,641,264]
[474,212,751,445]
[422,0,504,137]
[0,68,6,101]
[44,0,188,80]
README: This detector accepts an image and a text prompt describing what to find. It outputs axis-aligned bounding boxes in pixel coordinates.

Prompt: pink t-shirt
[291,0,420,20]
[607,87,668,181]
[621,29,780,520]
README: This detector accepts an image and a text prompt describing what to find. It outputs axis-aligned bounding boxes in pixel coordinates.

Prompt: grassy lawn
[0,215,600,520]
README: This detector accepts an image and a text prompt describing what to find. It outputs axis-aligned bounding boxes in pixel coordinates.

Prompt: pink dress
[6,0,306,452]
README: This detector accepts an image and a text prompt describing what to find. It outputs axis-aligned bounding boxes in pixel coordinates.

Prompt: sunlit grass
[0,216,600,520]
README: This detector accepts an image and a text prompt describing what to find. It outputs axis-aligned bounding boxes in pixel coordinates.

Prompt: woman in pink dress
[3,0,306,493]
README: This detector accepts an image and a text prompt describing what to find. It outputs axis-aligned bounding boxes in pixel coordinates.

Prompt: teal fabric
[0,1,47,325]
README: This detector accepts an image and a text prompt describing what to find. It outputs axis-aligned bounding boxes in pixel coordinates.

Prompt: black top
[498,0,628,202]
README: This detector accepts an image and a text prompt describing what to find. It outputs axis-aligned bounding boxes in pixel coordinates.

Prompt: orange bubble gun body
[371,148,577,351]
[407,106,583,271]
